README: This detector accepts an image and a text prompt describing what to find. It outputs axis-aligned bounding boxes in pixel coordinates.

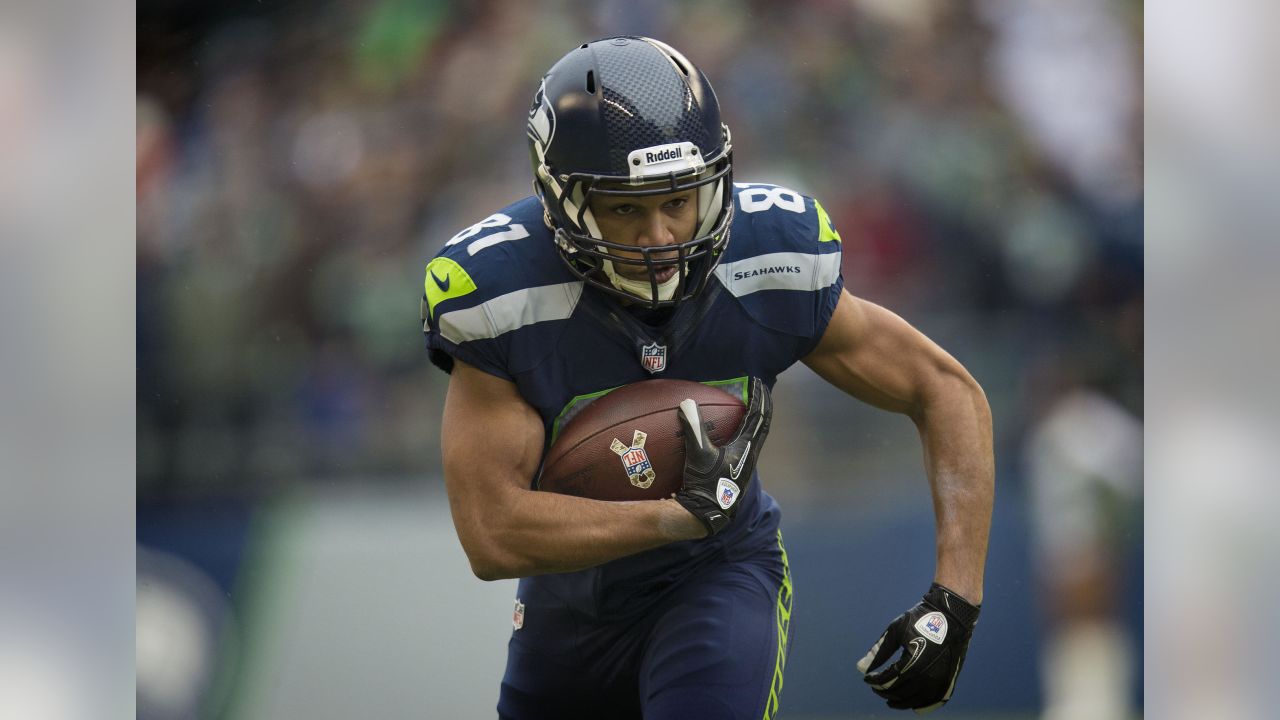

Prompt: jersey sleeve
[421,200,583,380]
[421,251,512,379]
[808,195,845,355]
[716,184,845,356]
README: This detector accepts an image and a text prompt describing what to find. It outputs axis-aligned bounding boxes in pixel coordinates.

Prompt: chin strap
[601,260,683,301]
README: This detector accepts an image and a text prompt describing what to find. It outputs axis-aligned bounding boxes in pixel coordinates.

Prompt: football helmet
[527,36,734,308]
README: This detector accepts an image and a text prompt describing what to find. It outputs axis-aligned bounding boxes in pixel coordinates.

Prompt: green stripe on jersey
[762,529,793,720]
[814,199,842,244]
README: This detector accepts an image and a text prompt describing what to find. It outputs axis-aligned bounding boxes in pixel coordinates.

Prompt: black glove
[857,583,981,713]
[674,377,772,535]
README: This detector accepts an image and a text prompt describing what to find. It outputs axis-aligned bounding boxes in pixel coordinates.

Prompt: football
[538,379,747,501]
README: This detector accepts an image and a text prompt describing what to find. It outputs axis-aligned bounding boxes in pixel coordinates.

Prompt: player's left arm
[803,289,993,600]
[803,288,993,712]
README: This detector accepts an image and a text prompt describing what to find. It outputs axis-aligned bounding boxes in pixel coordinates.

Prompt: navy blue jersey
[423,182,843,618]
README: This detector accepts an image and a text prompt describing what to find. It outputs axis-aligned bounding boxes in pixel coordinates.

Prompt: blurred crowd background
[136,0,1142,497]
[136,1,1143,718]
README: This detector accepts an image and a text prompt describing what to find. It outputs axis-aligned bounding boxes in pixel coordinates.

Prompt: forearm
[912,373,994,605]
[456,488,704,580]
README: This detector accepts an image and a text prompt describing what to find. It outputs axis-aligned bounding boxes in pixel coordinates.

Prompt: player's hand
[857,584,981,713]
[674,377,772,536]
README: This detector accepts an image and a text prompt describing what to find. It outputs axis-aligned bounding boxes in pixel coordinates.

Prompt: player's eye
[664,197,689,210]
[611,204,637,216]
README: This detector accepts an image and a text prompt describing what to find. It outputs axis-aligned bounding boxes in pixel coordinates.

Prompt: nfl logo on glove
[715,478,740,509]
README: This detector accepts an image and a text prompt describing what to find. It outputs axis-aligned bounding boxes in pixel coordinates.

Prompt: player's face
[589,188,698,281]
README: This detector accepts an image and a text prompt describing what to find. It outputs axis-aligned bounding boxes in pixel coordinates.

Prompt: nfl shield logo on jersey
[640,342,668,373]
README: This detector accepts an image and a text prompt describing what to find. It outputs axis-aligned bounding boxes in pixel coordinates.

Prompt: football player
[423,36,993,719]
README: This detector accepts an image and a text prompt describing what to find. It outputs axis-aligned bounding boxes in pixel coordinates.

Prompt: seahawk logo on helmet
[527,36,734,309]
[527,80,555,148]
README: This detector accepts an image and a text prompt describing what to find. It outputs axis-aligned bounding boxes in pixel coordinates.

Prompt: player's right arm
[441,359,706,581]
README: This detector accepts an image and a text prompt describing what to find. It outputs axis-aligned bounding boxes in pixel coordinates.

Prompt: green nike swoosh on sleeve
[423,257,477,320]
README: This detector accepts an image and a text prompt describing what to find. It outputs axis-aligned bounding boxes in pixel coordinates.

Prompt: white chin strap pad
[602,260,682,301]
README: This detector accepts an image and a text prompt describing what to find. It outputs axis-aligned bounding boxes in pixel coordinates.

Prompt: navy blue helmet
[527,37,734,308]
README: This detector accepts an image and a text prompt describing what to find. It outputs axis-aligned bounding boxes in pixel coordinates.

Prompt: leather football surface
[538,380,747,501]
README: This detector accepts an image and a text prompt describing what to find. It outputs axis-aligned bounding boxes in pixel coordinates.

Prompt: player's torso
[424,184,842,616]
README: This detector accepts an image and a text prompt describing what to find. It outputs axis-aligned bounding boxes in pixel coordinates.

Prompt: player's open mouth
[653,267,678,283]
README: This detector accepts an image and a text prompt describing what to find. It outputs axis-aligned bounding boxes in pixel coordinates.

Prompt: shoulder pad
[717,183,842,299]
[421,197,581,376]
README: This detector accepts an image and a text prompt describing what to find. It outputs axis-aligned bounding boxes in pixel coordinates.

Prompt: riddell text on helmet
[645,147,683,164]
